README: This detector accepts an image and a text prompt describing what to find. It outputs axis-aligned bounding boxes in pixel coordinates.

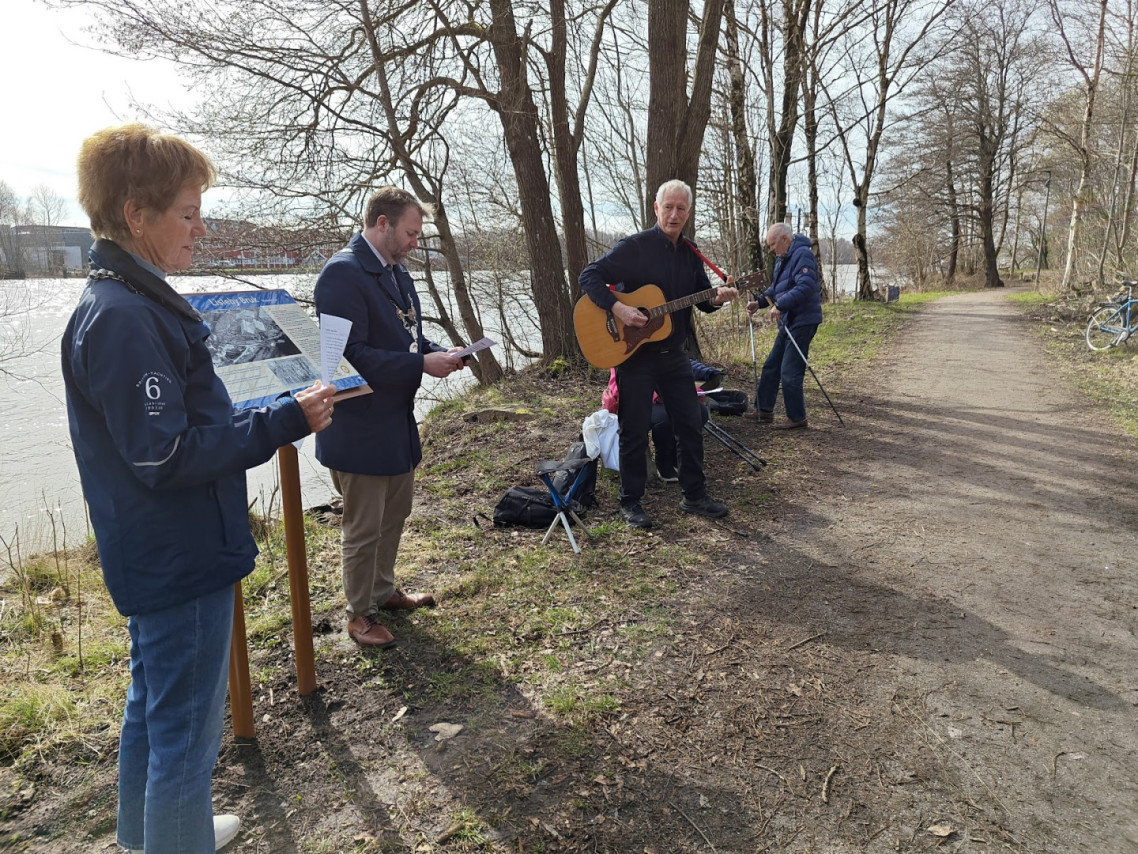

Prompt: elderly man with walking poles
[745,222,824,429]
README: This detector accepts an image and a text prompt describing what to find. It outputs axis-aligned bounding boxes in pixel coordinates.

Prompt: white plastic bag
[581,408,620,471]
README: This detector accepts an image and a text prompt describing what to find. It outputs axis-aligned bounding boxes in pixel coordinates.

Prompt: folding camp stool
[535,457,592,554]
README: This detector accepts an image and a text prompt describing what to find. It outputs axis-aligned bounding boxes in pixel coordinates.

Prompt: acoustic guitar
[574,271,766,368]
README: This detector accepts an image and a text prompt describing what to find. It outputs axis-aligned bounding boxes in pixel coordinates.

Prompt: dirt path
[746,289,1138,850]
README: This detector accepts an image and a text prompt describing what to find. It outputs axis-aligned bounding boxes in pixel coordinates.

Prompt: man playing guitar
[578,179,737,530]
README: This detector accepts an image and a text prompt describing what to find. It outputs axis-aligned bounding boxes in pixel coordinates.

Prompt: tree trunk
[854,189,872,300]
[802,26,824,299]
[546,0,606,299]
[945,155,960,286]
[767,0,810,230]
[645,0,725,224]
[1059,0,1108,292]
[977,144,1003,288]
[725,0,762,273]
[487,0,575,362]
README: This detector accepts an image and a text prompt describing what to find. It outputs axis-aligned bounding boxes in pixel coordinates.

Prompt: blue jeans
[117,584,234,853]
[756,323,818,423]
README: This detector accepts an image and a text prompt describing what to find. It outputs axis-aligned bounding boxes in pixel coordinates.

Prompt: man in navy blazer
[315,187,466,648]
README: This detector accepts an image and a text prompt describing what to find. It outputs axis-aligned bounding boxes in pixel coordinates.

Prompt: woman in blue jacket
[746,223,824,428]
[63,124,335,853]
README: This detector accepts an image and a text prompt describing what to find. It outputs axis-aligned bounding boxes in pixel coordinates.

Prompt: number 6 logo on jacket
[138,371,173,415]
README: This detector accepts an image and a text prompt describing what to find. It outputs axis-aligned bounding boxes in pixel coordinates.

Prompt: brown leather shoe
[346,614,396,648]
[380,589,436,611]
[743,409,774,422]
[771,418,808,430]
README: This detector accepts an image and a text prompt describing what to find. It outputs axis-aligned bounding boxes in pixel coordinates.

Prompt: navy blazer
[314,232,444,476]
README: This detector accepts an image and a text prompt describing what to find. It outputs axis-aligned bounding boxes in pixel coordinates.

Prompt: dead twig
[556,618,610,637]
[1051,751,1068,779]
[668,800,718,853]
[756,764,789,789]
[702,634,736,657]
[785,632,826,652]
[822,764,838,803]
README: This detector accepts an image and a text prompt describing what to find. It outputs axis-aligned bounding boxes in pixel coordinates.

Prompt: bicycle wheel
[1086,306,1127,350]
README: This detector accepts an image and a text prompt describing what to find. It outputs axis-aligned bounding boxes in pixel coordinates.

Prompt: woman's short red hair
[77,123,216,244]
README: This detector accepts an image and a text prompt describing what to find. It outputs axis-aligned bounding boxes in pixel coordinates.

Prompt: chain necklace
[88,268,141,295]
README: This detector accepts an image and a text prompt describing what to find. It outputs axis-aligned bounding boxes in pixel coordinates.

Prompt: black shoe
[619,503,654,529]
[679,495,728,519]
[655,463,679,483]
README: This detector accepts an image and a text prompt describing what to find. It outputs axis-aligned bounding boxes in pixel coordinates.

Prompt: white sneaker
[214,814,241,850]
[121,814,240,852]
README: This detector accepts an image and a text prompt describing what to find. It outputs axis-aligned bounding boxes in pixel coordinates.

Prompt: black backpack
[492,441,598,528]
[492,487,562,528]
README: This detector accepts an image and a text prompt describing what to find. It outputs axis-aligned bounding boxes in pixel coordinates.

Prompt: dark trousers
[649,403,676,473]
[756,323,818,422]
[616,347,707,505]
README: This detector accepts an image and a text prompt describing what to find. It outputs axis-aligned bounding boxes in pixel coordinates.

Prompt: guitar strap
[683,238,727,282]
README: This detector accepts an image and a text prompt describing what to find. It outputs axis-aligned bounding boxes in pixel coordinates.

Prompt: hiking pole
[779,321,845,426]
[747,302,759,392]
[705,420,768,468]
[710,420,768,466]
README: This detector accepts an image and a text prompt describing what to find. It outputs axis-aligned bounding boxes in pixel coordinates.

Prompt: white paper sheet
[319,313,353,383]
[450,337,497,360]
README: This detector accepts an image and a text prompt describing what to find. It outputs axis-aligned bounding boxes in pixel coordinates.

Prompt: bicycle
[1085,282,1138,350]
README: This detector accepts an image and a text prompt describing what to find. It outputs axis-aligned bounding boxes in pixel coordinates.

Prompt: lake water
[0,263,873,552]
[0,272,538,553]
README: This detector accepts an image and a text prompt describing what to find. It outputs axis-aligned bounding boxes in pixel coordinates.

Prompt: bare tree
[1049,0,1109,291]
[1094,0,1138,283]
[27,185,66,274]
[0,181,27,276]
[724,0,764,273]
[645,0,726,225]
[951,0,1041,288]
[823,0,956,299]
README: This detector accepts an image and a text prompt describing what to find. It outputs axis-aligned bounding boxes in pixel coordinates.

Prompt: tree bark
[725,0,763,274]
[645,0,726,225]
[1058,0,1108,292]
[486,0,575,362]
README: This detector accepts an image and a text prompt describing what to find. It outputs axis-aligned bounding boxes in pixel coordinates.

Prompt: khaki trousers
[330,469,415,620]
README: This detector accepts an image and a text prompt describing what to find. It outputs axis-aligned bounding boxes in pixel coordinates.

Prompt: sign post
[182,289,368,735]
[278,443,316,695]
[228,585,255,738]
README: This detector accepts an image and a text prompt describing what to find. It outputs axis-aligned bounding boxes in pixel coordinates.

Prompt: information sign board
[183,289,368,409]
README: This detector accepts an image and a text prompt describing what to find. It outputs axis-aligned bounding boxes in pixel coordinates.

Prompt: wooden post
[277,443,317,695]
[228,582,255,738]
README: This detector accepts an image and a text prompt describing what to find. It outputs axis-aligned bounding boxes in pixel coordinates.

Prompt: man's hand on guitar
[711,285,737,306]
[612,301,648,328]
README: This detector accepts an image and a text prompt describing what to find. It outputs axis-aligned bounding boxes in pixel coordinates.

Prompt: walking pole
[747,313,759,393]
[780,321,845,426]
[704,421,764,470]
[706,419,768,467]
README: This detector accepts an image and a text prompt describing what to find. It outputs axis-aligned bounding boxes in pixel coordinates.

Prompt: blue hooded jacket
[61,240,310,616]
[757,234,823,329]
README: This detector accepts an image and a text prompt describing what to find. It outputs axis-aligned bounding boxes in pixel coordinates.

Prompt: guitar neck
[646,287,721,319]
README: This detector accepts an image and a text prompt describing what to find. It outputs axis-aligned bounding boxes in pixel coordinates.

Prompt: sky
[1,0,194,226]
